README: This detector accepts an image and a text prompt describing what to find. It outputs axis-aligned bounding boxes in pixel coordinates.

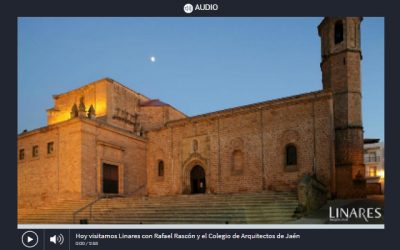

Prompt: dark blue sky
[18,17,384,140]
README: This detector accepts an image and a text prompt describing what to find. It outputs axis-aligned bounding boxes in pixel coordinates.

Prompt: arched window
[334,20,344,44]
[286,144,297,166]
[158,160,164,177]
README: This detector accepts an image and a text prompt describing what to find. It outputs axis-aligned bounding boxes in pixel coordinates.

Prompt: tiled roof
[140,99,168,107]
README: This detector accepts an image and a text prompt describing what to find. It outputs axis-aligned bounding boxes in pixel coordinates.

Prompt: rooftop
[364,138,380,144]
[140,99,169,107]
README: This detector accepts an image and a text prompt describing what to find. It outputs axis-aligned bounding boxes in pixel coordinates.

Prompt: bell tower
[318,17,366,198]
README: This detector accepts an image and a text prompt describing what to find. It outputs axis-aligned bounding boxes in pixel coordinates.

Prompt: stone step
[91,207,296,213]
[91,207,295,212]
[107,196,297,202]
[74,213,295,222]
[94,209,296,214]
[18,191,299,224]
[19,203,297,212]
[101,196,296,200]
[98,198,298,204]
[89,204,298,210]
[110,195,297,201]
[20,215,294,222]
[90,214,295,221]
[91,218,294,224]
[94,201,298,207]
[21,209,296,219]
[93,199,298,204]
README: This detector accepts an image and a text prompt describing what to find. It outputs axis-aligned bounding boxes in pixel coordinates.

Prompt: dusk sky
[18,17,384,140]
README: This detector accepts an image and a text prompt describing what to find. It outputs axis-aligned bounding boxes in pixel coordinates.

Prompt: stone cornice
[18,117,147,142]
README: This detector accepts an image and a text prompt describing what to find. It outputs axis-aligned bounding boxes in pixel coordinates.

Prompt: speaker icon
[49,234,64,245]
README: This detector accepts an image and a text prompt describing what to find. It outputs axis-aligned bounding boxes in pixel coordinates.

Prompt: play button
[21,231,38,248]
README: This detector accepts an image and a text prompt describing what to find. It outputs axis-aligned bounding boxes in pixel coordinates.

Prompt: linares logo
[329,207,382,222]
[183,3,219,14]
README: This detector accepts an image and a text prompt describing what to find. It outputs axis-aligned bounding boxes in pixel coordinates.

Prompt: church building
[18,17,366,210]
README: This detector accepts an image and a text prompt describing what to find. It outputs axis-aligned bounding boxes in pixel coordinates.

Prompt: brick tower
[318,17,366,198]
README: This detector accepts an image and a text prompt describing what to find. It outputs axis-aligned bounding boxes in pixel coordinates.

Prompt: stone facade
[146,91,335,196]
[18,17,367,208]
[18,118,148,207]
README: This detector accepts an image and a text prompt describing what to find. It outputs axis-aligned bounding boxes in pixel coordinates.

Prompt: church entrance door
[190,165,206,194]
[103,163,119,194]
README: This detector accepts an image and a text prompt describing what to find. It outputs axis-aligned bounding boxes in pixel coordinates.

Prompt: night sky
[18,17,384,140]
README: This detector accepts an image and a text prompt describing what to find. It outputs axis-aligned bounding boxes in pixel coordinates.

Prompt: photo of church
[18,17,382,224]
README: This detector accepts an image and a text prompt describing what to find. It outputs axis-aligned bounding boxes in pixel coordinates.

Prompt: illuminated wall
[47,78,109,125]
[46,78,186,133]
[18,118,148,208]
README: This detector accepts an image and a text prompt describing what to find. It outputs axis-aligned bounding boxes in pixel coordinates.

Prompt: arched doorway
[190,165,206,194]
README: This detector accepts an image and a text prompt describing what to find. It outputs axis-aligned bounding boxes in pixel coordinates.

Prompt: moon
[150,56,156,63]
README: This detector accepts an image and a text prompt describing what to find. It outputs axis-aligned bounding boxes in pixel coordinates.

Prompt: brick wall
[147,91,335,196]
[18,118,148,208]
[18,120,83,208]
